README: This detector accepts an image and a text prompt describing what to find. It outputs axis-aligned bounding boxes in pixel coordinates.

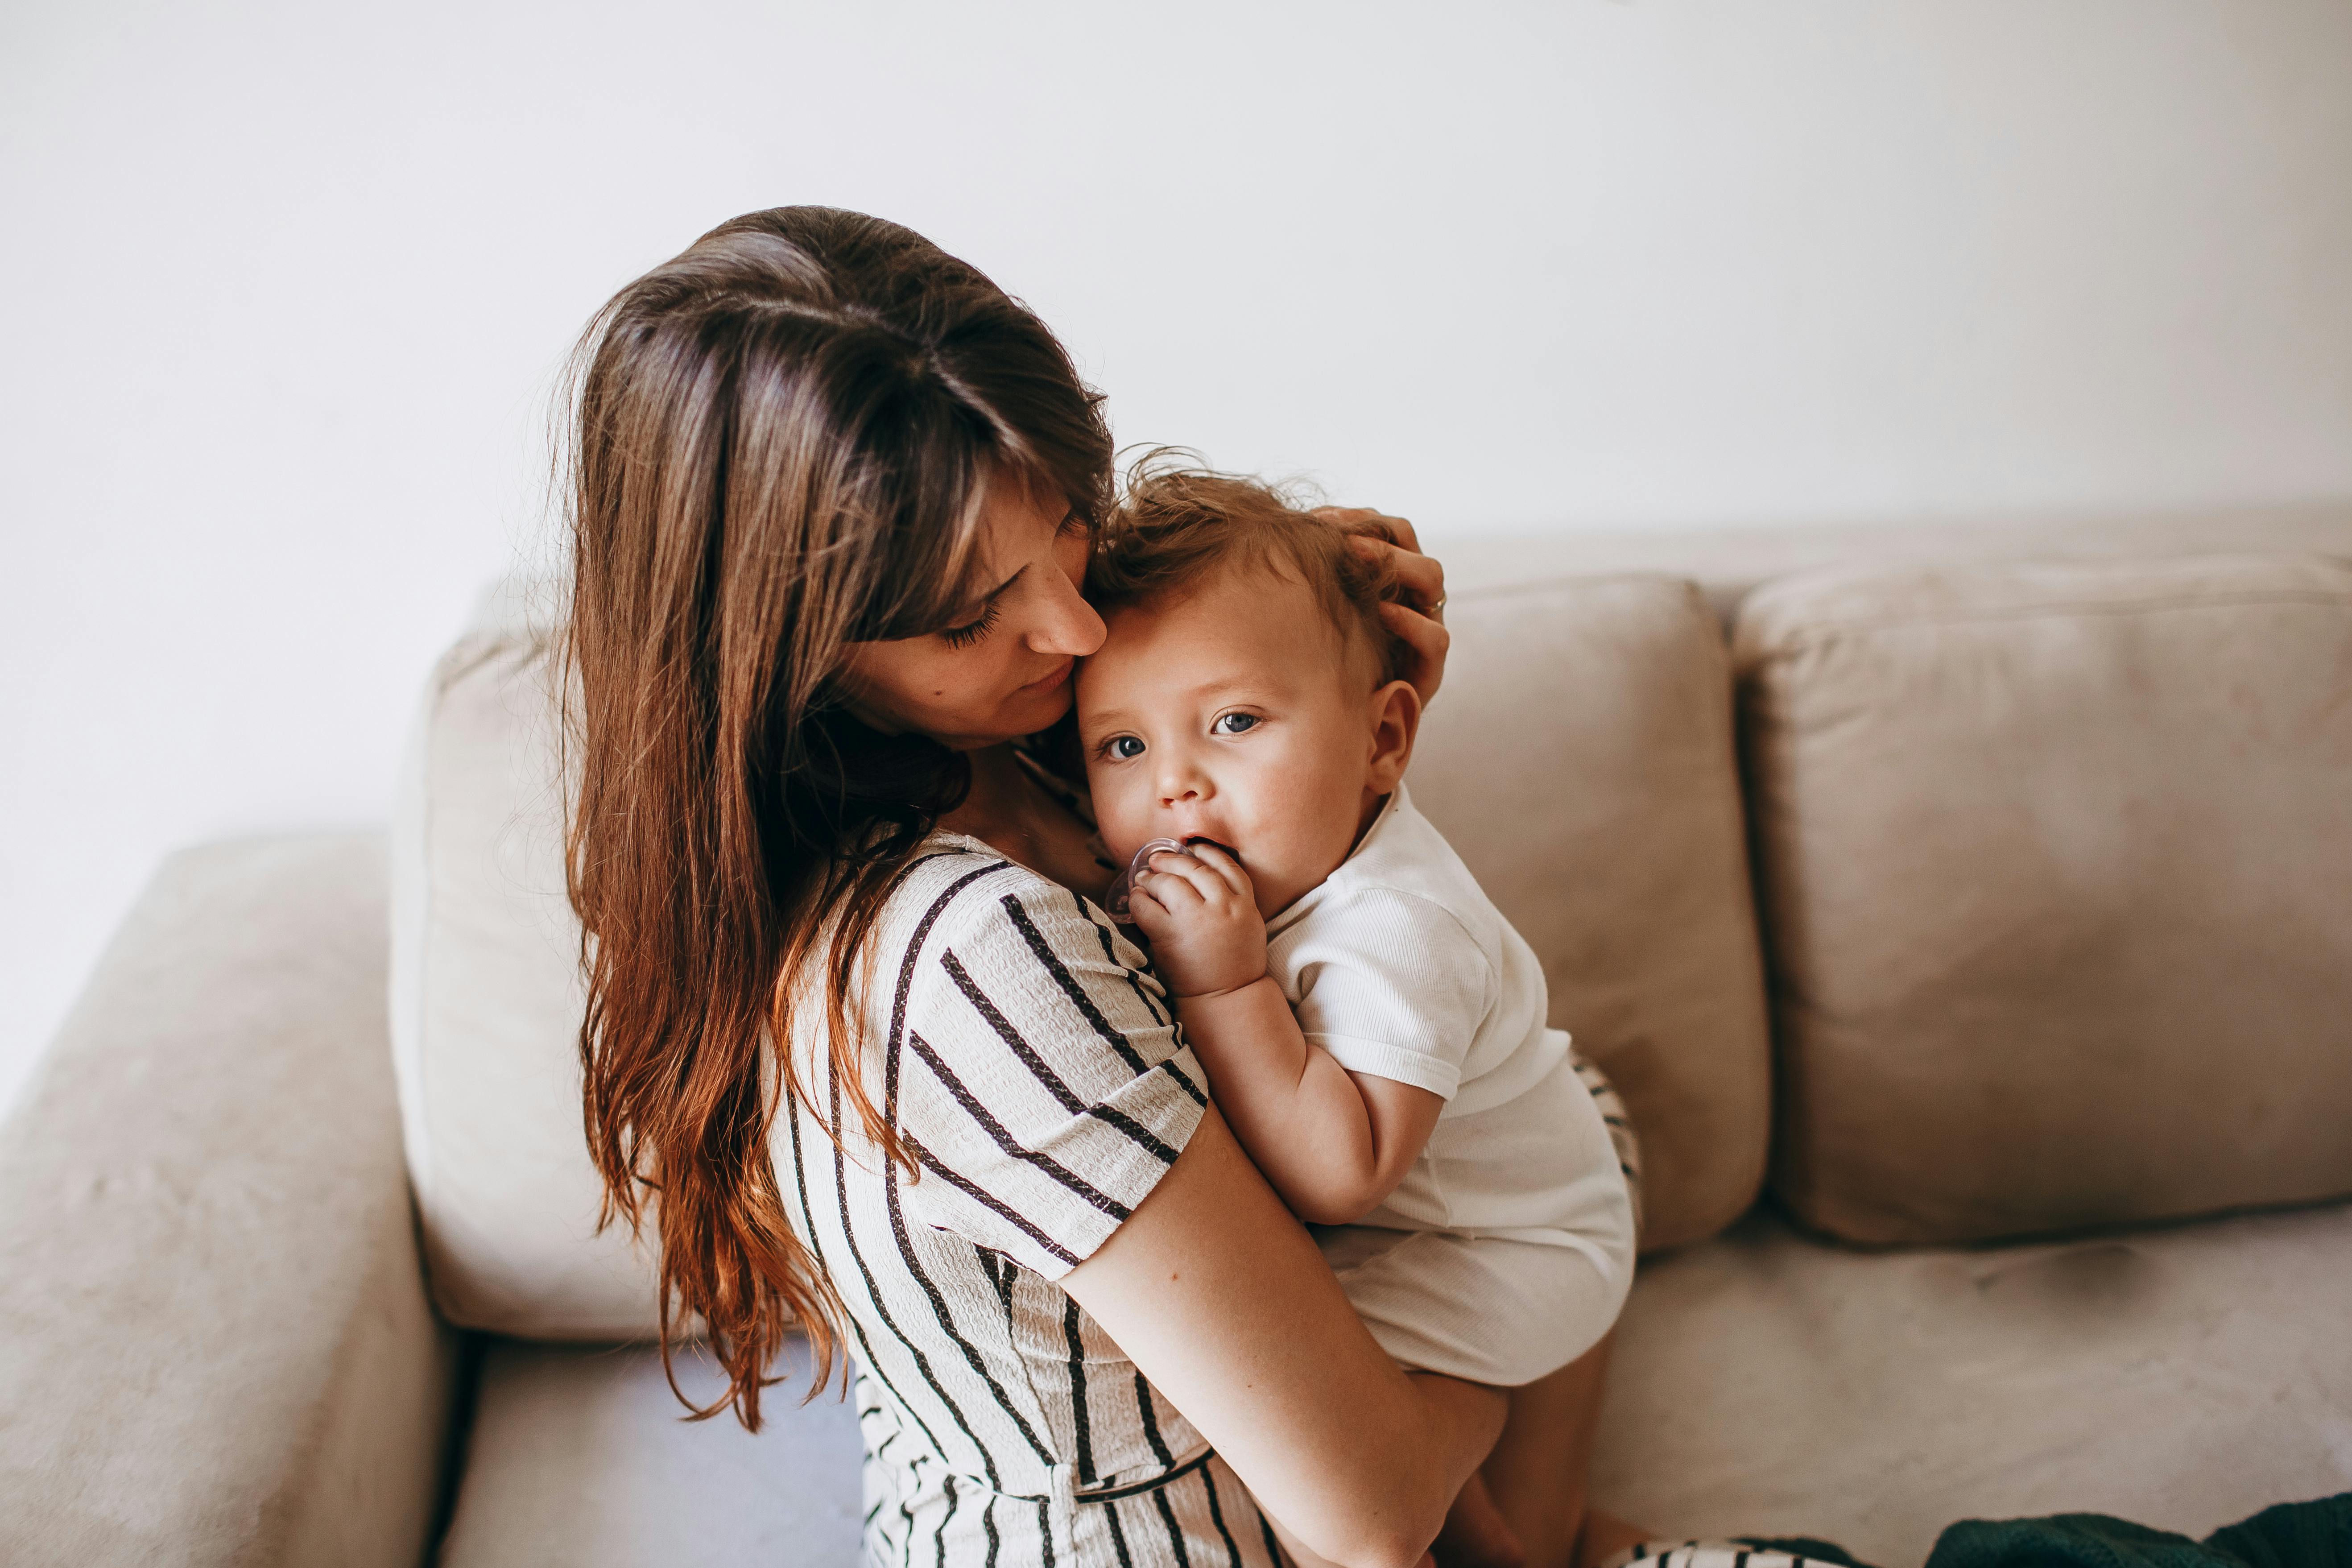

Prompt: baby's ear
[1365,678,1422,790]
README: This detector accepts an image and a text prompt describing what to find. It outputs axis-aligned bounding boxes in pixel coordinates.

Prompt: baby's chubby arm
[1129,846,1442,1227]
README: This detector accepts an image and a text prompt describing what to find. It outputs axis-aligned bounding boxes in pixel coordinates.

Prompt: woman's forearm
[1065,1107,1501,1568]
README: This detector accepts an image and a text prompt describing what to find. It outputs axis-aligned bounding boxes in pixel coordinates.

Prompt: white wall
[4,0,2349,1114]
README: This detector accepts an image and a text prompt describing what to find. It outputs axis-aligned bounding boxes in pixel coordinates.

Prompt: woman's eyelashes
[938,597,1004,649]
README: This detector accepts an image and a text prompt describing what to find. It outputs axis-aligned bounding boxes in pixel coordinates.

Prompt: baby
[1074,467,1641,1568]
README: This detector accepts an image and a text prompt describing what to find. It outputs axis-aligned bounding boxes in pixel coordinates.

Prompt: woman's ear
[1365,679,1422,792]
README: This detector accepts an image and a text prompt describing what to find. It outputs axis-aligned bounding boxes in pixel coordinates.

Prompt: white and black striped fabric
[1603,1542,1850,1568]
[776,835,1282,1568]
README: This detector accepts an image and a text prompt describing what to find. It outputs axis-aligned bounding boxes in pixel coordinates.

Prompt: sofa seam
[1737,586,2352,664]
[1451,570,1703,605]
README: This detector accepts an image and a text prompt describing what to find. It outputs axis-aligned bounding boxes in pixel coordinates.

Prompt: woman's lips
[1020,658,1074,695]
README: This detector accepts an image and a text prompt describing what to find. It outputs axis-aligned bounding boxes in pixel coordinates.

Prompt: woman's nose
[1029,556,1105,658]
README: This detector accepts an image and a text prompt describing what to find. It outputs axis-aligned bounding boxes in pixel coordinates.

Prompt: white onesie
[1266,784,1637,1386]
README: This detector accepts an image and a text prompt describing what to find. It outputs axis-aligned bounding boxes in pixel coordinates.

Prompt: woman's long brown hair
[561,208,1112,1429]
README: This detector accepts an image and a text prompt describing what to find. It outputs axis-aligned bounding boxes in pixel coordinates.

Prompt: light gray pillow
[390,579,665,1340]
[1413,575,1772,1253]
[1736,553,2352,1245]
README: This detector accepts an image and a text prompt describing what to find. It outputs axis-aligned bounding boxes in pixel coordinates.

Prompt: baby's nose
[1157,763,1211,806]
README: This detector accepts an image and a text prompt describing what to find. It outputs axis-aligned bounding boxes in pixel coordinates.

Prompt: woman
[563,207,1627,1568]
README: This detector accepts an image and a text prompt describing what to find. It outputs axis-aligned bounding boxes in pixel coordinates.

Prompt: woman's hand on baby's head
[1128,844,1269,1000]
[1317,506,1450,709]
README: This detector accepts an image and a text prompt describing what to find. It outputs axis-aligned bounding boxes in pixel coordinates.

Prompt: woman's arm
[1173,976,1443,1225]
[1062,1103,1501,1568]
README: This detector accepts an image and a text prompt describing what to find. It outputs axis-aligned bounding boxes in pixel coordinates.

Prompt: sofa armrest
[0,833,457,1568]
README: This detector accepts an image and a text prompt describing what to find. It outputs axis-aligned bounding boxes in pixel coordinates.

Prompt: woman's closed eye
[938,597,1004,650]
[1210,712,1262,736]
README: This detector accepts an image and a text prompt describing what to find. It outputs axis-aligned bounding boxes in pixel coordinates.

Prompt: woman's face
[836,477,1104,750]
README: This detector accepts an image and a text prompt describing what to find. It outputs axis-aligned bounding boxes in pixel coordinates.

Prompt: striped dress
[774,833,1281,1568]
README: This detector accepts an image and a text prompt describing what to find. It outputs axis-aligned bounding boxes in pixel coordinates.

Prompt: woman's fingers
[1380,599,1452,708]
[1369,537,1445,619]
[1331,511,1451,703]
[1315,505,1422,555]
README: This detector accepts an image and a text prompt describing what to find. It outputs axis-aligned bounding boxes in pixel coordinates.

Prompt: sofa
[5,502,2350,1568]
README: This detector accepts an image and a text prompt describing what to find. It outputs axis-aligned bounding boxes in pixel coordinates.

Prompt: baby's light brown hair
[1088,454,1409,686]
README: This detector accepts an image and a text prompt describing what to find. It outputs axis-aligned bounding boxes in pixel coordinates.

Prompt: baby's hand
[1128,844,1267,999]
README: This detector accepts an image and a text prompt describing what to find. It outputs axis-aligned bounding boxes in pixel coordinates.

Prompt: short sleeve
[890,872,1208,1279]
[1281,888,1495,1102]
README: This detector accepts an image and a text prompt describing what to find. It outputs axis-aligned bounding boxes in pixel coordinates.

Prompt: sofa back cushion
[1413,575,1772,1251]
[1735,554,2352,1246]
[392,570,1775,1339]
[389,581,666,1339]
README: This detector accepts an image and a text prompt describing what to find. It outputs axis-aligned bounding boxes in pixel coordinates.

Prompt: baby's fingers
[1136,866,1208,915]
[1126,889,1177,942]
[1149,853,1240,910]
[1182,841,1255,901]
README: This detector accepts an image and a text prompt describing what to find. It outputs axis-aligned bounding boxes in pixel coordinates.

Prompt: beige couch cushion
[1,835,452,1568]
[1413,575,1771,1252]
[1596,1202,2352,1568]
[391,580,667,1340]
[432,1206,2352,1568]
[435,1340,861,1568]
[1442,500,2352,624]
[1736,554,2352,1245]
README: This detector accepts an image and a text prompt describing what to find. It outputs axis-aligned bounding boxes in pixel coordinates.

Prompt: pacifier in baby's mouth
[1102,838,1193,924]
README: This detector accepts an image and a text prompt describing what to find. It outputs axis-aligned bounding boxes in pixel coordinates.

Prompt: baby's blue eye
[1110,736,1146,760]
[1211,712,1261,736]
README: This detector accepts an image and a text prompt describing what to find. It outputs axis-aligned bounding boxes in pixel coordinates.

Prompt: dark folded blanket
[1714,1494,2352,1568]
[1922,1496,2351,1568]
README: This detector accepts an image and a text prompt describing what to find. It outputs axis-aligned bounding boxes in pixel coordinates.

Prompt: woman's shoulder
[882,830,1103,948]
[882,833,1160,1030]
[867,834,1206,1280]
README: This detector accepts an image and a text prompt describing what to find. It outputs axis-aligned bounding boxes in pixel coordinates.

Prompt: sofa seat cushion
[1735,553,2352,1245]
[1593,1201,2352,1568]
[435,1205,2352,1568]
[435,1338,863,1568]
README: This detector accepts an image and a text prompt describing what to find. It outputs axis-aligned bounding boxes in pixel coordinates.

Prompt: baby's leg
[1477,1333,1643,1568]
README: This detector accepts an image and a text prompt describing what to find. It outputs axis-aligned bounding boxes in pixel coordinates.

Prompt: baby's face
[1077,563,1394,919]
